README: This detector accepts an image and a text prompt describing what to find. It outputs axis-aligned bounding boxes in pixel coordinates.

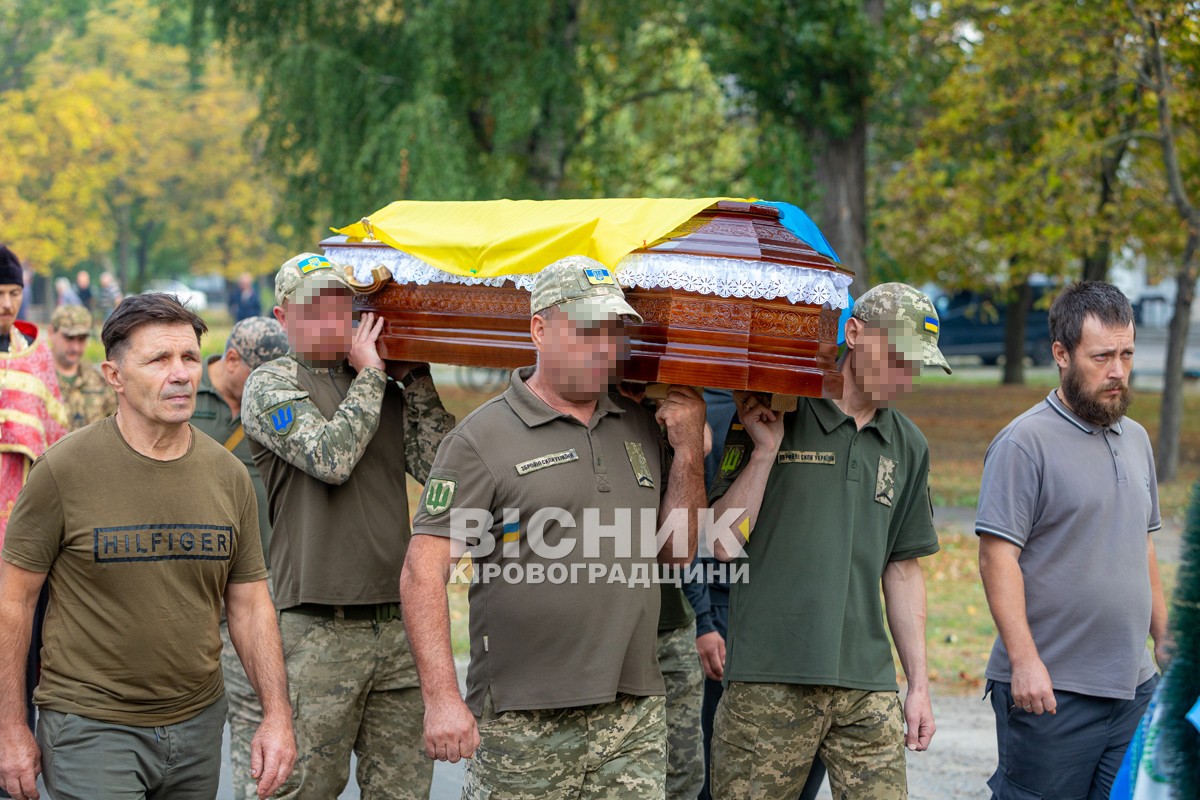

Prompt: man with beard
[977,281,1169,800]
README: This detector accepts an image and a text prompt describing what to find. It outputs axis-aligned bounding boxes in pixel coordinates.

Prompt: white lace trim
[327,246,851,308]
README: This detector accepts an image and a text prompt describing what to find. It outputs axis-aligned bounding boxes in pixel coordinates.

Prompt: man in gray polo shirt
[977,281,1169,800]
[401,255,707,799]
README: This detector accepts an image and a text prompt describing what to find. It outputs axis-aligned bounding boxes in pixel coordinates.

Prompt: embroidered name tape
[515,449,579,476]
[777,451,836,465]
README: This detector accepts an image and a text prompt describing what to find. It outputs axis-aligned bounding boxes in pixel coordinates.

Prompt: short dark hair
[1048,281,1134,355]
[102,293,208,362]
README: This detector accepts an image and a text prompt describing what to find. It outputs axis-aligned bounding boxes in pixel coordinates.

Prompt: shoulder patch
[624,441,654,488]
[266,402,295,436]
[424,478,457,516]
[719,444,745,475]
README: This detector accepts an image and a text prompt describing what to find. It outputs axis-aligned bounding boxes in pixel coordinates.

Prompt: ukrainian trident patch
[424,478,457,516]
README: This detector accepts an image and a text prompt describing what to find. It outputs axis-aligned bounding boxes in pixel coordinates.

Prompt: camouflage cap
[852,282,952,374]
[226,315,289,370]
[529,256,643,324]
[274,253,360,307]
[50,304,93,336]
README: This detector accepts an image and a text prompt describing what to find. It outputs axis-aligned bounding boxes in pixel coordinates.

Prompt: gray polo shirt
[411,367,668,716]
[976,390,1160,700]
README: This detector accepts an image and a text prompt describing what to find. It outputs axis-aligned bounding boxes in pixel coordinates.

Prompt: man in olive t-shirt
[709,283,944,800]
[402,256,707,800]
[0,294,294,800]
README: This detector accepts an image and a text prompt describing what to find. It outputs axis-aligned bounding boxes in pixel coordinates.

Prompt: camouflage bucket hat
[852,282,952,375]
[529,256,643,324]
[226,316,289,370]
[50,304,93,336]
[274,253,360,307]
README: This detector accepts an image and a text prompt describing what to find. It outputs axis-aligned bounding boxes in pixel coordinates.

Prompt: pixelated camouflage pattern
[851,282,951,374]
[241,354,386,485]
[529,256,642,323]
[401,374,456,485]
[658,622,705,800]
[711,682,906,800]
[463,692,667,800]
[276,612,431,800]
[875,455,896,507]
[226,316,288,370]
[58,362,117,431]
[50,304,93,336]
[221,619,263,800]
[274,252,360,307]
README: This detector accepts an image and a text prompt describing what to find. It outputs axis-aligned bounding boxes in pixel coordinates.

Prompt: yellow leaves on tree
[0,0,289,279]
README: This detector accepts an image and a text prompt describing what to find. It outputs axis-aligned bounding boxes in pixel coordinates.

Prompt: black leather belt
[286,602,400,622]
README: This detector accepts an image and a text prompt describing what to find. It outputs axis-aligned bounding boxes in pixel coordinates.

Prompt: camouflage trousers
[221,619,265,800]
[711,682,906,800]
[276,610,432,800]
[657,622,705,800]
[463,692,667,800]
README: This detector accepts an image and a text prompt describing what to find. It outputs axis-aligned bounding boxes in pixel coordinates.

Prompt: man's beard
[1061,360,1132,427]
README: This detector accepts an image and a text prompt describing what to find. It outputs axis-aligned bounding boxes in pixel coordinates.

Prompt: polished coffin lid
[320,200,853,398]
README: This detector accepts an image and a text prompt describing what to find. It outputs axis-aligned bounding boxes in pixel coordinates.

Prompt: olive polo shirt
[710,397,939,691]
[411,367,668,716]
[193,357,272,556]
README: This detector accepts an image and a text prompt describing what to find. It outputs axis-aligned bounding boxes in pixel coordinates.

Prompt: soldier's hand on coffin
[655,385,705,457]
[348,312,386,374]
[734,391,785,455]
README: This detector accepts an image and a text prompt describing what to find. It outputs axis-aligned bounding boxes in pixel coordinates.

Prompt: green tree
[877,1,1147,383]
[1127,1,1200,482]
[193,0,756,234]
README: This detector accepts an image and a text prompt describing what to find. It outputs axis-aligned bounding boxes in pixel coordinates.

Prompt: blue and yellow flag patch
[924,316,939,334]
[584,267,615,286]
[297,255,333,274]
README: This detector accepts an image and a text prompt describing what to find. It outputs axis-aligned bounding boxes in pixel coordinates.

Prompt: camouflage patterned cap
[226,315,289,370]
[50,304,93,336]
[852,282,952,374]
[529,256,643,323]
[274,253,360,307]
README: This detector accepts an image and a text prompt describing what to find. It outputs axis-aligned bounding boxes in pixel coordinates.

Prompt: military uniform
[191,315,287,800]
[56,363,115,431]
[708,284,947,800]
[48,305,114,431]
[242,267,454,800]
[412,367,671,799]
[657,587,704,800]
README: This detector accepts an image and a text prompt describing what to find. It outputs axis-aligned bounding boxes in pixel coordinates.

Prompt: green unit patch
[777,451,836,465]
[624,441,654,488]
[719,444,745,475]
[424,478,457,516]
[515,449,579,476]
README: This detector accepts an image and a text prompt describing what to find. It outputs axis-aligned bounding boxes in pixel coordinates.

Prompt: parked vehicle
[144,279,208,311]
[925,284,1055,366]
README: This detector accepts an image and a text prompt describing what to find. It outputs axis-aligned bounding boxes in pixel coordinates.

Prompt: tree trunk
[1156,229,1197,482]
[1081,238,1112,283]
[1002,278,1032,385]
[812,123,869,297]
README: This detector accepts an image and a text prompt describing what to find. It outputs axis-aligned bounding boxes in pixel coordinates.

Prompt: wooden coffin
[321,201,853,399]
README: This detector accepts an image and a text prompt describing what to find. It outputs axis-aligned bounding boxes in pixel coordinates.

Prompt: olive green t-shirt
[2,417,267,726]
[412,368,669,715]
[193,356,272,556]
[709,398,939,691]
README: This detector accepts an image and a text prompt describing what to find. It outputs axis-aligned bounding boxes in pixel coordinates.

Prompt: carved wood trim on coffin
[358,283,843,398]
